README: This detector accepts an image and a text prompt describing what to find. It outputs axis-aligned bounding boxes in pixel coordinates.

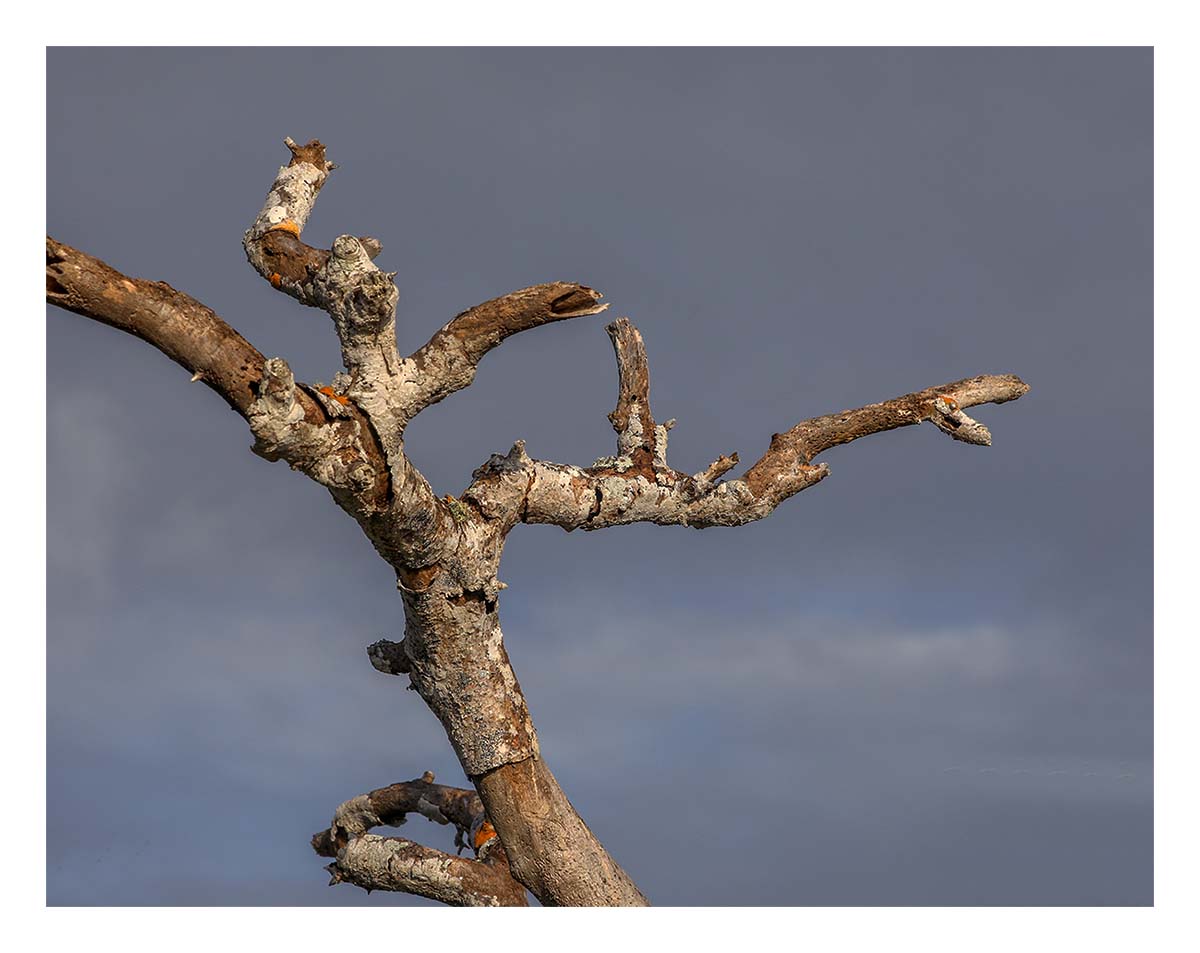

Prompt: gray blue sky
[47,47,1151,905]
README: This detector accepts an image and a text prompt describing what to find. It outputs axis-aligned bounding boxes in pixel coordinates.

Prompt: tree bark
[46,137,1029,906]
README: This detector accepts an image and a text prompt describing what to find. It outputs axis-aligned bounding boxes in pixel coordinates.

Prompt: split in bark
[47,136,1029,907]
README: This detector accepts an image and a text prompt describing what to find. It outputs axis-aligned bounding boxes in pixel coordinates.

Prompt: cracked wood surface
[46,135,1028,907]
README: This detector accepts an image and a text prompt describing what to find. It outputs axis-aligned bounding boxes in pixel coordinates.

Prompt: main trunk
[398,569,648,906]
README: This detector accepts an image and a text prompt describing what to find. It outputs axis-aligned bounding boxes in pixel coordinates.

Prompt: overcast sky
[47,47,1151,906]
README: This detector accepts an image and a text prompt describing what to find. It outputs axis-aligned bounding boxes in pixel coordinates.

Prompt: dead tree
[45,139,1029,906]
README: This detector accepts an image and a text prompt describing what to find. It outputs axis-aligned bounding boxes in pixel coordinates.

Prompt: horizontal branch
[741,374,1031,503]
[464,319,1029,532]
[466,439,820,531]
[312,773,526,906]
[319,834,526,906]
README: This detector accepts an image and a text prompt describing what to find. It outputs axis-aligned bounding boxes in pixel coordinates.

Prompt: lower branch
[312,773,527,907]
[373,601,651,905]
[318,835,524,906]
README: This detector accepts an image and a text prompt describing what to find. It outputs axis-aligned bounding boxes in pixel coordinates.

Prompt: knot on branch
[311,236,399,331]
[367,638,411,676]
[248,358,303,448]
[245,358,379,493]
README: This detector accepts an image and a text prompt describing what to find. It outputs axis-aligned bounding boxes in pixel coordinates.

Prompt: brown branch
[312,773,527,906]
[742,374,1031,503]
[47,237,268,416]
[606,316,673,472]
[403,282,610,418]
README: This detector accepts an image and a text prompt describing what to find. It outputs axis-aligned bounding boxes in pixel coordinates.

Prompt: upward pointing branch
[402,282,610,421]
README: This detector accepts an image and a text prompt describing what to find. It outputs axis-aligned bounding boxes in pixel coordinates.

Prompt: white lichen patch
[248,162,327,240]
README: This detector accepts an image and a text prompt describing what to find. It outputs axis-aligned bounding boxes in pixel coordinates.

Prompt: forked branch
[312,773,527,906]
[465,318,1028,532]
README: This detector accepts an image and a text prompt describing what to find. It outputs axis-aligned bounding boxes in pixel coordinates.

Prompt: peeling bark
[46,135,1029,907]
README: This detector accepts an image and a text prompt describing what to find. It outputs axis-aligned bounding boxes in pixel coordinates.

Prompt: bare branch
[403,282,610,419]
[243,137,338,308]
[244,139,411,450]
[44,236,460,566]
[319,835,528,905]
[366,637,411,676]
[742,374,1031,504]
[240,141,465,566]
[47,237,268,416]
[465,320,1028,532]
[45,236,389,501]
[313,774,496,859]
[605,316,675,472]
[312,774,527,906]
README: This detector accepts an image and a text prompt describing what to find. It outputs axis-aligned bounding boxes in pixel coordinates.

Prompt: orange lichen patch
[937,394,959,410]
[269,219,302,236]
[269,272,283,288]
[399,563,441,592]
[473,820,497,850]
[318,385,350,406]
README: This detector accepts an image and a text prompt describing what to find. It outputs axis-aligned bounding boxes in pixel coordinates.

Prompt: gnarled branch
[402,282,610,421]
[242,139,464,568]
[244,137,382,306]
[244,138,408,450]
[47,236,268,416]
[741,374,1030,503]
[45,236,394,511]
[465,318,1028,532]
[312,773,527,906]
